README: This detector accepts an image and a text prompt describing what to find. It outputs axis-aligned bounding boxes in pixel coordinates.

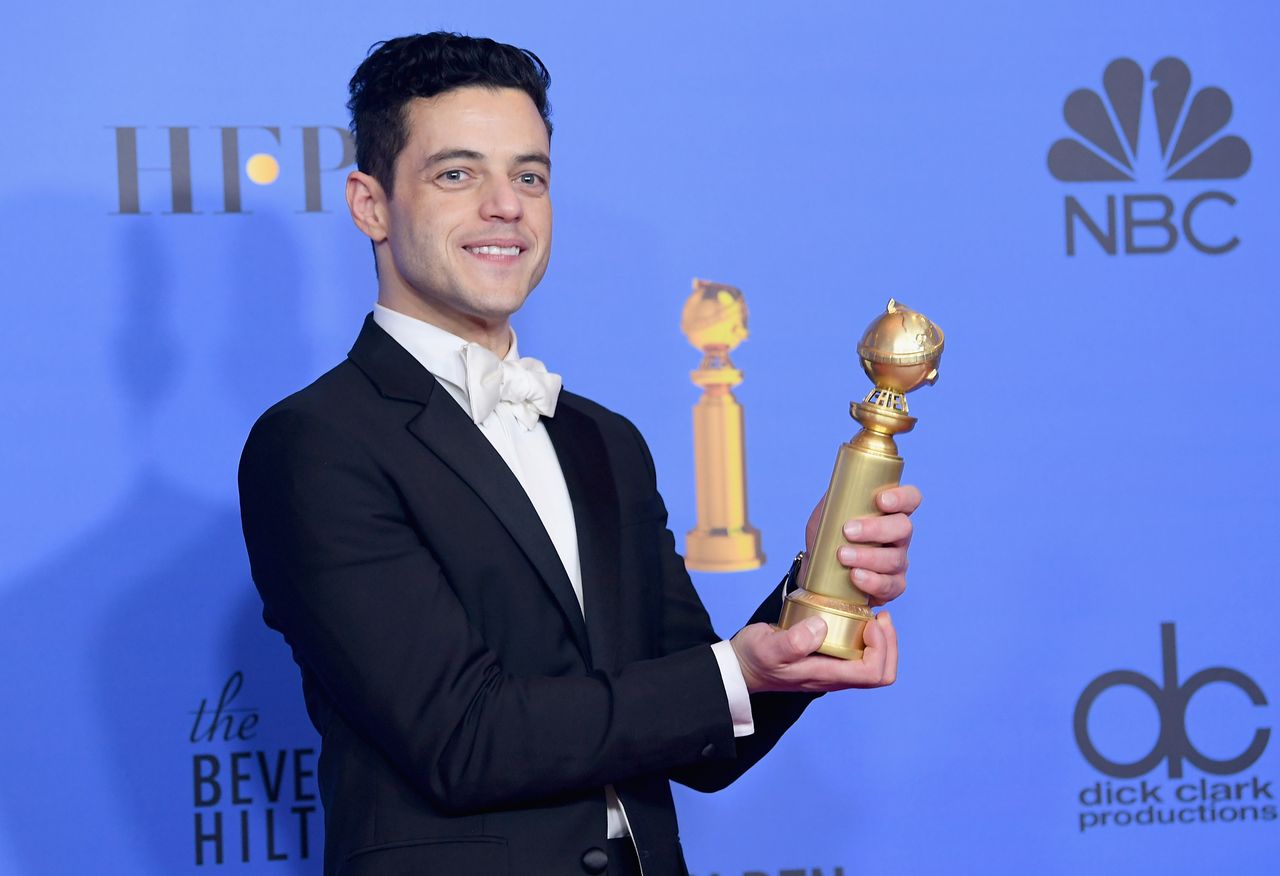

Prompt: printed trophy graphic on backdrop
[680,279,765,572]
[778,300,943,659]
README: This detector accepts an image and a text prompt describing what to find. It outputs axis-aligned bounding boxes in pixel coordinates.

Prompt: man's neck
[376,293,512,357]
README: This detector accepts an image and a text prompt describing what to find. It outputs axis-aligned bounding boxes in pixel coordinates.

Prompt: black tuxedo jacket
[239,317,813,876]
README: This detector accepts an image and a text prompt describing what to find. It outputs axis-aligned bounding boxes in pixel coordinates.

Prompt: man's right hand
[729,612,897,694]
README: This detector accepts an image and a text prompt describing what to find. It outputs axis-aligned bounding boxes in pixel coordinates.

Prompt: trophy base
[685,527,765,572]
[778,588,874,660]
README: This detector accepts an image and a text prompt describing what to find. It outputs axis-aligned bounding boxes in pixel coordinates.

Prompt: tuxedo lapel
[348,316,593,665]
[544,397,623,672]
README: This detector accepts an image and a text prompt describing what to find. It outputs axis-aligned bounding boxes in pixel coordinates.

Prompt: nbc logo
[1048,57,1251,255]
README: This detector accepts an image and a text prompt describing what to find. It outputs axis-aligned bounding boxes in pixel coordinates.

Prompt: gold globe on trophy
[681,279,765,572]
[778,299,943,658]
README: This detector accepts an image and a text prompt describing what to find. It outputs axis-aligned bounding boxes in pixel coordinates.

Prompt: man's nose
[480,176,523,221]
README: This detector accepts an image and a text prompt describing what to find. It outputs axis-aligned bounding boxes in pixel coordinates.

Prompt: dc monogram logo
[1074,624,1270,779]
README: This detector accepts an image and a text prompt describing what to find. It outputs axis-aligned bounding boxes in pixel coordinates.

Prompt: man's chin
[453,292,533,328]
[471,285,536,318]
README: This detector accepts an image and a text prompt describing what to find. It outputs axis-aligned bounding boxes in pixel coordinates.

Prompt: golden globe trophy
[680,279,765,572]
[778,299,943,659]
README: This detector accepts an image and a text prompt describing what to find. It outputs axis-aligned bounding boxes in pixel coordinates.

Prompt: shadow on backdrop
[0,213,322,875]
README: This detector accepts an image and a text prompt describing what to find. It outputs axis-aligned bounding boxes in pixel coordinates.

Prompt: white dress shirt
[372,304,754,839]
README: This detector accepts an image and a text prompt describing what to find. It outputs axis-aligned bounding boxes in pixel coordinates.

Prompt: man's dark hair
[347,32,553,197]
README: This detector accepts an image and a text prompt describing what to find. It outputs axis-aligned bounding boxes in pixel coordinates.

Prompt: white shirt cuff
[710,640,755,738]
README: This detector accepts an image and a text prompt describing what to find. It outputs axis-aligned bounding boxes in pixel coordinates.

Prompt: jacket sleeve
[669,584,822,792]
[615,418,820,792]
[238,405,738,815]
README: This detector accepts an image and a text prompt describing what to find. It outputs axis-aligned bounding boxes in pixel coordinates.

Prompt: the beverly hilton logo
[1048,57,1251,255]
[190,672,318,864]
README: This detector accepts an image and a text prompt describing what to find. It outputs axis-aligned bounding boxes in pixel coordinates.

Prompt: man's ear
[346,171,389,242]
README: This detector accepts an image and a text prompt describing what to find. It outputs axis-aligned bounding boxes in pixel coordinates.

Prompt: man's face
[378,86,552,335]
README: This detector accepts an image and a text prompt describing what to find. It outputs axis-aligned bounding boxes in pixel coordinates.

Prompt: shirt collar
[372,303,521,405]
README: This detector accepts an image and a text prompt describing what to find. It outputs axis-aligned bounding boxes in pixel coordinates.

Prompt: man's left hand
[803,484,921,606]
[729,485,921,694]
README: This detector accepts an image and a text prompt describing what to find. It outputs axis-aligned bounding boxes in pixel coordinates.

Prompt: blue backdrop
[3,2,1277,873]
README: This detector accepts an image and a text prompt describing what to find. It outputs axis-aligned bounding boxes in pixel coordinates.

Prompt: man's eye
[440,169,468,182]
[518,173,544,186]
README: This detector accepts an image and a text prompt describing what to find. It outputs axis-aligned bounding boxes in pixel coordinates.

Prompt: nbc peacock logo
[1048,57,1251,256]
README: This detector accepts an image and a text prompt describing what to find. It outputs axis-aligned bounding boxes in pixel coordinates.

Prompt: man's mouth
[465,245,522,257]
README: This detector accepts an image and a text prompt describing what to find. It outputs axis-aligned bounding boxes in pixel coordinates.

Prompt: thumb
[779,616,827,662]
[861,612,885,651]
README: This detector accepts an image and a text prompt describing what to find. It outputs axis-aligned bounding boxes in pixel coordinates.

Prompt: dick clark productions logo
[1072,624,1274,833]
[1048,57,1251,256]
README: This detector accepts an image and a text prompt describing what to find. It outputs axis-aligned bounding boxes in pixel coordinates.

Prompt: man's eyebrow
[514,152,551,169]
[421,149,551,170]
[423,148,484,167]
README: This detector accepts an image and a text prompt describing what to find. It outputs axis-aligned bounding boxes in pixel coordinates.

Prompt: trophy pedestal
[778,589,875,660]
[780,424,907,659]
[686,526,764,572]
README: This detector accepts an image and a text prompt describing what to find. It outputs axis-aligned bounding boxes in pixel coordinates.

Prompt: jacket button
[701,742,716,758]
[581,847,608,874]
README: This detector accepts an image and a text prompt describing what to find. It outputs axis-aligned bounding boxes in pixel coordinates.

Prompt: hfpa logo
[1048,57,1251,256]
[111,125,354,215]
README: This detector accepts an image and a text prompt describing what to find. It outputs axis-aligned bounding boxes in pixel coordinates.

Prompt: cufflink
[780,552,805,604]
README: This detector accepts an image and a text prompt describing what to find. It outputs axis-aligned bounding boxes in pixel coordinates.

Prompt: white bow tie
[463,343,562,430]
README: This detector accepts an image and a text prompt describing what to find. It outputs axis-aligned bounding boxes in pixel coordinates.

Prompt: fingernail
[801,616,826,643]
[843,520,862,539]
[852,568,868,585]
[880,491,898,510]
[838,546,857,565]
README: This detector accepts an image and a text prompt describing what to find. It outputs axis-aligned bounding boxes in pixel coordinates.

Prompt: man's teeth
[467,245,520,256]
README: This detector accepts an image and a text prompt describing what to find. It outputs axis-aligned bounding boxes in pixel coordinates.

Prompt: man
[239,32,919,876]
